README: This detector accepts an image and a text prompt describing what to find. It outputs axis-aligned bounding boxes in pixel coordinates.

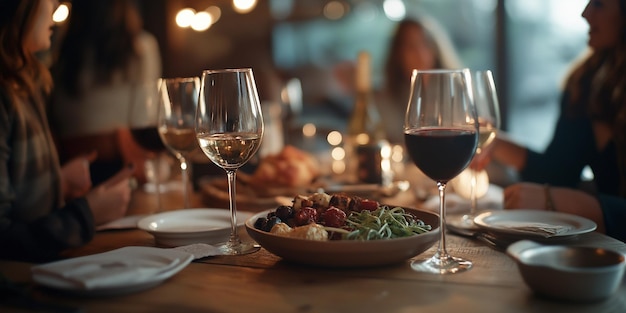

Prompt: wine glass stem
[436,181,449,258]
[151,153,163,213]
[469,168,477,216]
[179,156,189,209]
[226,169,242,248]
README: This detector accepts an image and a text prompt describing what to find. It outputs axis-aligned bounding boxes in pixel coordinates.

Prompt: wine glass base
[447,213,480,231]
[411,254,472,274]
[217,241,260,256]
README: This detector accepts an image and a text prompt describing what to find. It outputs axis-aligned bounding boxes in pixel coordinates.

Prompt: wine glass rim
[161,76,199,82]
[202,68,252,74]
[412,68,470,74]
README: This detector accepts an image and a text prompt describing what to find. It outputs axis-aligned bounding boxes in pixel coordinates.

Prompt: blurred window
[271,0,588,151]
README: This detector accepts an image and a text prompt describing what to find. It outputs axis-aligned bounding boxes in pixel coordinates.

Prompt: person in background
[380,16,463,144]
[49,0,162,185]
[481,0,626,241]
[0,0,133,262]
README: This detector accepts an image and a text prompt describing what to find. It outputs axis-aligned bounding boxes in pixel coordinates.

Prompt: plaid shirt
[0,87,94,262]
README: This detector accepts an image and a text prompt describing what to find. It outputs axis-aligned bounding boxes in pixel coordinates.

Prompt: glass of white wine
[196,68,263,255]
[451,70,501,229]
[157,77,201,209]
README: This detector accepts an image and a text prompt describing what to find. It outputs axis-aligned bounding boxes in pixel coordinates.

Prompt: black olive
[254,217,268,230]
[275,205,293,221]
[263,216,282,232]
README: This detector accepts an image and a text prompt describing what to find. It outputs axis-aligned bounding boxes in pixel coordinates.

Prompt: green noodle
[338,206,432,240]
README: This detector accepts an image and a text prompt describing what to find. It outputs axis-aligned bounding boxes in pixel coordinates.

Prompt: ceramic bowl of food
[245,207,440,268]
[507,240,626,302]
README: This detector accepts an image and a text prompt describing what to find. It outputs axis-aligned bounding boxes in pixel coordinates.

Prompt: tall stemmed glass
[404,69,478,274]
[158,77,201,209]
[129,79,167,212]
[463,70,501,225]
[196,68,263,255]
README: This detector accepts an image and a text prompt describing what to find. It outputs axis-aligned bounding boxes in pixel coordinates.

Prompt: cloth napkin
[33,258,181,289]
[490,221,572,238]
[32,246,193,290]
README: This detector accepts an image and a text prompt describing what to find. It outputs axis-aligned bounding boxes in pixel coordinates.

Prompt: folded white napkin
[33,258,180,289]
[490,221,572,238]
[32,246,193,290]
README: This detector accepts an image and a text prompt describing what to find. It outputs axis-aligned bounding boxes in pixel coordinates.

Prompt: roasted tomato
[321,207,346,228]
[293,207,318,226]
[357,199,380,212]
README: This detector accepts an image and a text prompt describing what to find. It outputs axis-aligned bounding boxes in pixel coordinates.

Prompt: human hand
[503,182,606,233]
[61,151,97,199]
[86,164,134,226]
[503,182,547,210]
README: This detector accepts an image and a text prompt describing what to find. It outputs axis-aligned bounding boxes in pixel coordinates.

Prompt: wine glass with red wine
[196,68,264,255]
[404,69,478,274]
[129,80,167,211]
[130,80,166,152]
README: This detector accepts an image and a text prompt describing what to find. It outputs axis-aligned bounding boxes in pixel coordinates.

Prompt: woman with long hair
[490,0,626,241]
[380,16,463,143]
[0,0,133,261]
[49,0,162,184]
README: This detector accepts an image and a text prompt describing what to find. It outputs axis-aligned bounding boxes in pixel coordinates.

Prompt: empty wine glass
[196,68,263,255]
[157,77,201,209]
[404,69,478,274]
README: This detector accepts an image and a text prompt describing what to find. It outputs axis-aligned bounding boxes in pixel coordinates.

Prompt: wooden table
[1,187,625,313]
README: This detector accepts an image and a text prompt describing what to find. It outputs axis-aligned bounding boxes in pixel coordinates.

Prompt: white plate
[245,208,440,268]
[474,210,597,239]
[138,208,254,247]
[32,246,193,297]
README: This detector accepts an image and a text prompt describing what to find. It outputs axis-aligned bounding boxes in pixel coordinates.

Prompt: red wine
[131,127,166,152]
[404,128,477,182]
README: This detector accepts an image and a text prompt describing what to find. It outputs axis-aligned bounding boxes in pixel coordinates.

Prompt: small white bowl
[507,240,626,302]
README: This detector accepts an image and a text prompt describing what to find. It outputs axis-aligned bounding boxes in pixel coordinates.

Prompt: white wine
[159,127,198,155]
[477,125,497,154]
[197,132,261,169]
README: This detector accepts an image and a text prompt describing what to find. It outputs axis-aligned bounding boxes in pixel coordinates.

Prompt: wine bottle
[345,51,390,185]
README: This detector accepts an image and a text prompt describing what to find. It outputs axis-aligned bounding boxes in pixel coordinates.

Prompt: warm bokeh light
[233,0,257,14]
[332,160,346,174]
[451,168,490,199]
[355,133,370,145]
[327,131,342,146]
[302,123,316,137]
[331,147,345,160]
[206,6,222,24]
[53,3,70,23]
[191,11,213,31]
[391,144,404,163]
[323,1,346,20]
[176,8,196,28]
